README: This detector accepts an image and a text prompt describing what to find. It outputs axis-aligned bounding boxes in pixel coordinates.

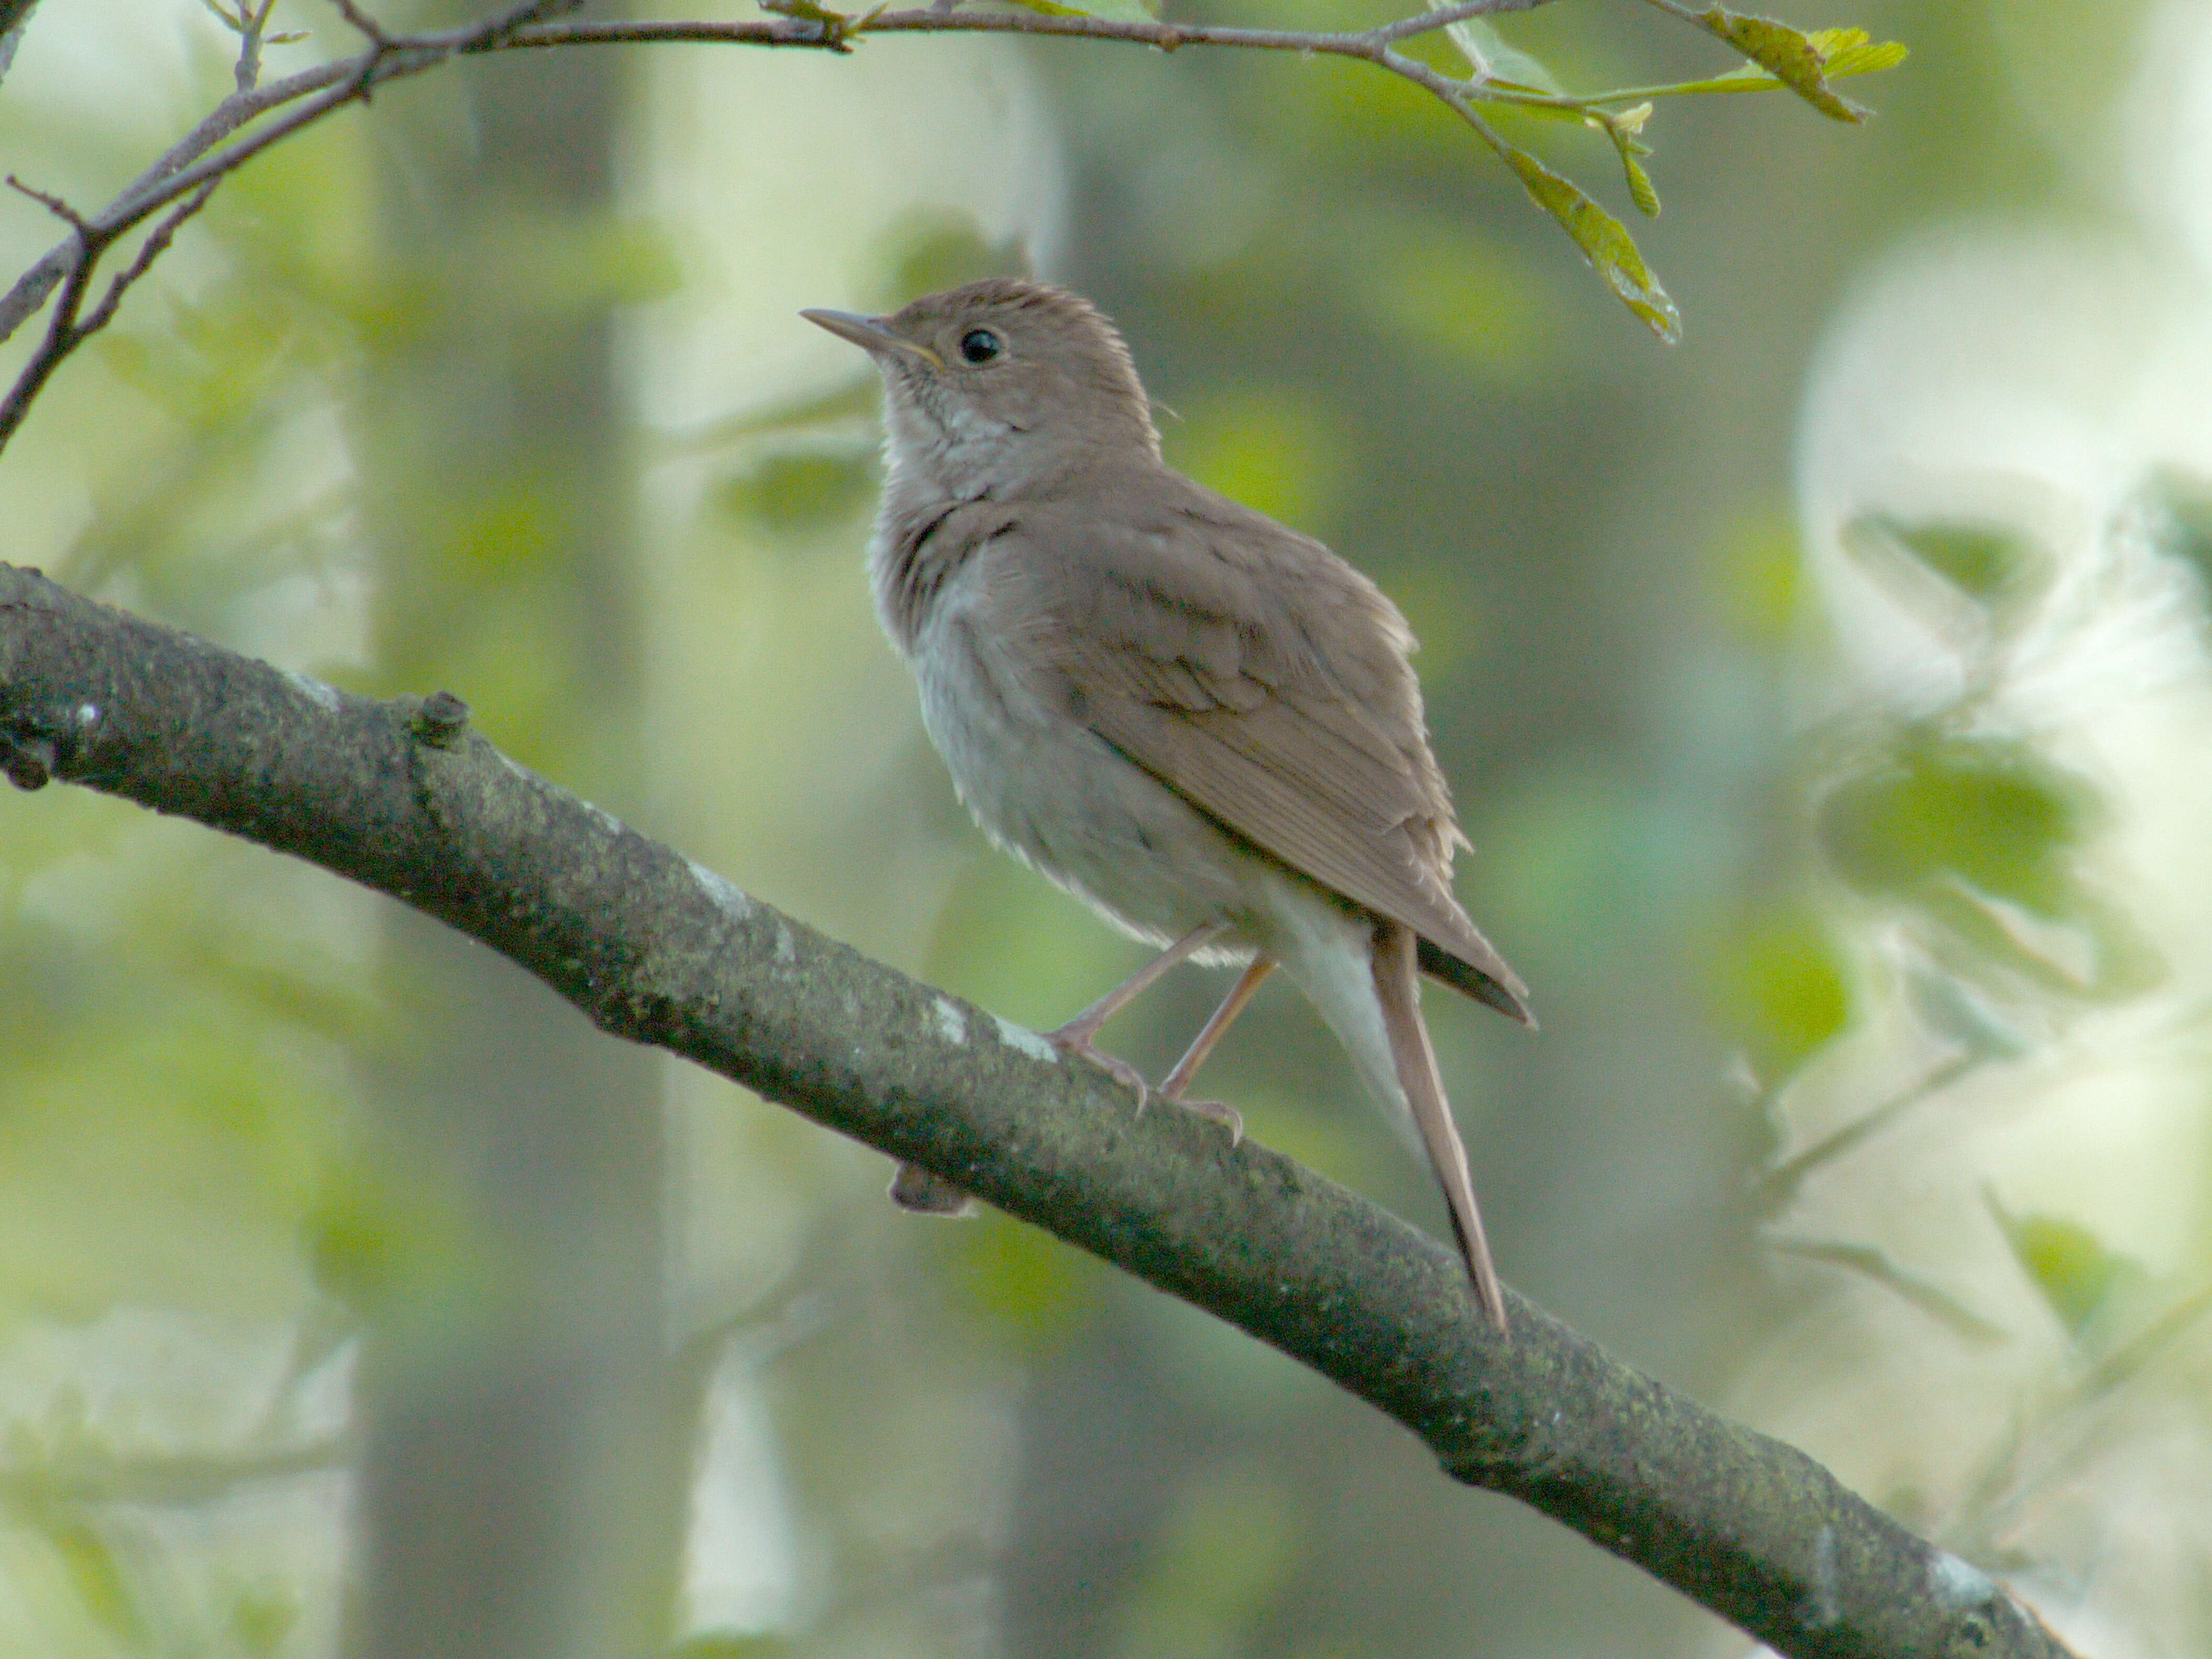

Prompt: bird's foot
[1047,1023,1152,1111]
[1161,1091,1244,1147]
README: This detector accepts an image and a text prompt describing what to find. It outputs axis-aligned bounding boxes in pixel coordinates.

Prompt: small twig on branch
[0,178,106,446]
[79,181,224,344]
[329,0,392,48]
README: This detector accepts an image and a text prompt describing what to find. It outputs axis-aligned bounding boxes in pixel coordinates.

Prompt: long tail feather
[1375,922,1509,1334]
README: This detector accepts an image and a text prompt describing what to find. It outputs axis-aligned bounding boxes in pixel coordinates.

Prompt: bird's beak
[801,307,944,368]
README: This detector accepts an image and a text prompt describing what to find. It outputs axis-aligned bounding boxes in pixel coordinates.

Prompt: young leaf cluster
[1408,12,1907,340]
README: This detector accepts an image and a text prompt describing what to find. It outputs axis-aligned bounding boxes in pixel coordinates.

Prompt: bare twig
[0,0,291,448]
[0,179,104,446]
[79,180,224,342]
[329,0,392,47]
[0,61,340,349]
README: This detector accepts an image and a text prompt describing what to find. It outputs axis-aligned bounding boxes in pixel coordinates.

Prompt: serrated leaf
[1623,156,1660,216]
[1697,6,1864,120]
[1496,142,1680,340]
[1822,37,1907,79]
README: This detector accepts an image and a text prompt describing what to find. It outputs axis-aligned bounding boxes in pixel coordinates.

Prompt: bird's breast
[904,558,1258,953]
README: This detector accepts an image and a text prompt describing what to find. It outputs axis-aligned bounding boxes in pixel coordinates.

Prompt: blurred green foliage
[1990,1203,2130,1335]
[1715,900,1849,1080]
[1819,734,2083,917]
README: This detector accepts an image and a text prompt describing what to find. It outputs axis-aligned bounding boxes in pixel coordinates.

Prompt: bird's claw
[1164,1093,1244,1147]
[1045,1025,1244,1146]
[1049,1027,1151,1112]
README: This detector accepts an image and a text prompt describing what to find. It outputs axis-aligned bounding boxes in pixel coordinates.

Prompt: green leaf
[1716,901,1849,1077]
[1819,736,2083,917]
[1810,27,1909,79]
[759,0,853,27]
[1610,130,1662,217]
[1987,1195,2128,1334]
[654,376,879,457]
[878,208,1031,305]
[1442,13,1563,93]
[1595,29,1906,103]
[47,1520,145,1649]
[1842,513,2048,612]
[669,1636,798,1659]
[1493,139,1680,341]
[233,1588,302,1659]
[1696,6,1864,121]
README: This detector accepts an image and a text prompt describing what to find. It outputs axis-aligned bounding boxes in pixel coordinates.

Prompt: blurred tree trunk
[341,38,689,1659]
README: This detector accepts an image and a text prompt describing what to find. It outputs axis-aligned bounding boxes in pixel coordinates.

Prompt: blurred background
[1,0,2207,1654]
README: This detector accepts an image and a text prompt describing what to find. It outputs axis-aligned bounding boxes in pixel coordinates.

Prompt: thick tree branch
[0,562,2080,1659]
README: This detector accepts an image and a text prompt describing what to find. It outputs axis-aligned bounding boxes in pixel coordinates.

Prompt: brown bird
[804,279,1532,1331]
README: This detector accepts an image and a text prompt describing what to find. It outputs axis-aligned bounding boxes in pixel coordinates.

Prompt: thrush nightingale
[804,279,1532,1331]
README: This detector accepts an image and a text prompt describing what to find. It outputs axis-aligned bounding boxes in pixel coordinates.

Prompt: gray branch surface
[0,564,2081,1659]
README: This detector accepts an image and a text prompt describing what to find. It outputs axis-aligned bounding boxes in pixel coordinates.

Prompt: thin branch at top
[0,0,1907,445]
[0,0,1911,446]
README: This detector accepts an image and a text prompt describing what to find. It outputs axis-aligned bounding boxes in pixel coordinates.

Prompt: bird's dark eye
[958,328,1004,366]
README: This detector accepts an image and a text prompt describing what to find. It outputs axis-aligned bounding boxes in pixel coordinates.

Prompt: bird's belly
[909,608,1255,954]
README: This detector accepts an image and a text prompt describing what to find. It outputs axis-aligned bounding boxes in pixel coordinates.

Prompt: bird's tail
[1374,922,1509,1334]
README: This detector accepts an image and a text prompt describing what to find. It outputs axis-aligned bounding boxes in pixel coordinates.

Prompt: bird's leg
[1156,955,1277,1146]
[1046,923,1226,1108]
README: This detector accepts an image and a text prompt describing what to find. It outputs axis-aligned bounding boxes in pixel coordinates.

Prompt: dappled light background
[0,0,2206,1654]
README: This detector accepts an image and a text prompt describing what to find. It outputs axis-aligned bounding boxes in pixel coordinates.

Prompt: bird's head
[803,278,1161,497]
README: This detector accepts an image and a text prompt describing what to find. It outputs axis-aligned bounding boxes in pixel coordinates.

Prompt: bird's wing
[1013,486,1530,1018]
